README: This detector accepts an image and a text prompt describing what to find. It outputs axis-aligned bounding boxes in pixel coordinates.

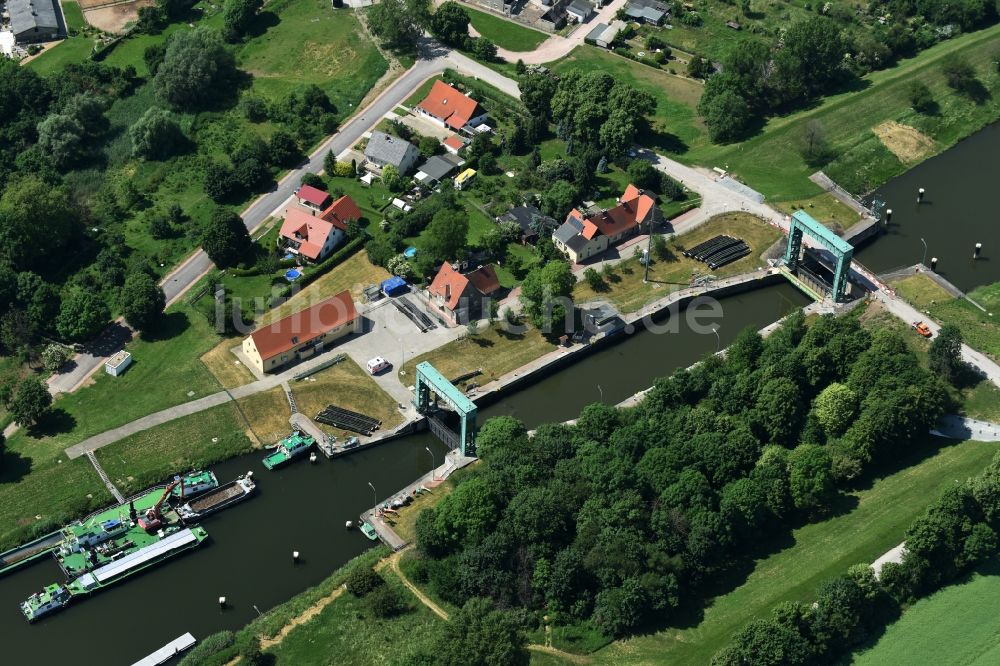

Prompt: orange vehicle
[912,321,932,338]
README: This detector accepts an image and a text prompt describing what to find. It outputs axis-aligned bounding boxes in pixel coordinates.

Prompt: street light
[425,446,436,480]
[597,384,604,403]
[367,482,377,509]
[920,237,928,267]
[712,325,721,352]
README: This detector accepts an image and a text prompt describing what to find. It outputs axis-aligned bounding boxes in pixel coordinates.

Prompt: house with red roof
[416,81,489,134]
[442,134,470,155]
[427,262,502,326]
[295,184,331,211]
[242,290,359,374]
[278,195,363,262]
[552,184,660,263]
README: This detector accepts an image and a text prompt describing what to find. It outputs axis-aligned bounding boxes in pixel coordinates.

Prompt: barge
[175,472,256,522]
[0,530,64,577]
[262,432,315,470]
[170,470,219,499]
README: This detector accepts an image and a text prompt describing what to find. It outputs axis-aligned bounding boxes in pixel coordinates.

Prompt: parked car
[912,321,932,337]
[367,357,392,375]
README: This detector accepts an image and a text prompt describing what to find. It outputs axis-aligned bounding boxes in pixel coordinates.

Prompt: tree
[366,583,407,617]
[430,1,469,46]
[120,272,166,332]
[928,324,964,384]
[345,566,384,596]
[480,228,507,260]
[799,119,832,166]
[324,149,337,176]
[222,0,263,43]
[381,164,404,193]
[129,107,183,159]
[35,113,86,169]
[942,55,980,97]
[541,180,577,219]
[419,135,441,158]
[699,74,753,143]
[473,38,498,62]
[627,159,661,192]
[202,208,253,268]
[268,129,300,167]
[436,598,529,666]
[40,344,71,372]
[57,287,110,342]
[583,267,606,291]
[422,209,469,262]
[367,0,430,52]
[907,81,936,113]
[154,27,238,110]
[9,378,52,427]
[519,260,574,331]
[711,618,814,666]
[813,383,857,437]
[144,43,167,76]
[234,634,264,666]
[787,444,835,515]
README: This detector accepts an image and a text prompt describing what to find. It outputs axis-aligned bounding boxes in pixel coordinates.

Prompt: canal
[0,282,809,663]
[857,121,1000,292]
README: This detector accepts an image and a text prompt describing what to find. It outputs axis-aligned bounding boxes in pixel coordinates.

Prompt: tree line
[409,312,953,640]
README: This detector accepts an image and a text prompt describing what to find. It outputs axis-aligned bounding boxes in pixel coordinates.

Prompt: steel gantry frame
[784,210,855,302]
[414,361,477,455]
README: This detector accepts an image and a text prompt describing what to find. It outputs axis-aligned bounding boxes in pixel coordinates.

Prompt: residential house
[364,131,420,175]
[415,81,489,134]
[566,0,592,23]
[581,302,625,337]
[427,262,502,325]
[278,194,362,261]
[242,290,359,374]
[498,205,556,245]
[552,184,660,263]
[10,0,63,43]
[414,154,464,187]
[585,20,626,48]
[295,184,331,211]
[442,134,470,155]
[624,0,668,25]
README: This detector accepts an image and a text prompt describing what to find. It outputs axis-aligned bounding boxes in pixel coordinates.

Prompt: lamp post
[712,325,721,352]
[597,384,604,403]
[920,237,928,267]
[367,482,377,510]
[425,446,436,480]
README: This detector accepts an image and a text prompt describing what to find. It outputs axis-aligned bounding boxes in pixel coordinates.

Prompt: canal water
[857,121,1000,292]
[0,283,808,662]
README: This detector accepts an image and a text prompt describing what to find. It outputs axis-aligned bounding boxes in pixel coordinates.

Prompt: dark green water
[857,121,1000,292]
[0,283,808,663]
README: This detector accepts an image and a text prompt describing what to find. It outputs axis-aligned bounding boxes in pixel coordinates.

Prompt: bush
[365,583,408,617]
[178,631,235,666]
[345,566,384,597]
[300,172,326,190]
[41,344,71,371]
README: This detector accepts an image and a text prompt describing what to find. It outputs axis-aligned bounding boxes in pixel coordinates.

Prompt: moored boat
[20,583,71,622]
[170,470,219,499]
[262,432,315,470]
[360,521,379,541]
[175,472,256,522]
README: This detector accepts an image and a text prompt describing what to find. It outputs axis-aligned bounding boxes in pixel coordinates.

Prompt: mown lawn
[291,358,405,431]
[682,23,1000,201]
[889,272,956,310]
[94,402,257,496]
[401,324,558,391]
[62,1,86,31]
[852,558,1000,665]
[463,6,548,52]
[572,212,782,313]
[930,280,1000,363]
[237,386,294,445]
[590,436,1000,665]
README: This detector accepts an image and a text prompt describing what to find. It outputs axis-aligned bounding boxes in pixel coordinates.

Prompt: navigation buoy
[974,243,982,259]
[218,596,227,608]
[931,257,938,270]
[885,208,893,224]
[293,550,300,563]
[917,188,925,203]
[309,452,317,464]
[346,520,353,529]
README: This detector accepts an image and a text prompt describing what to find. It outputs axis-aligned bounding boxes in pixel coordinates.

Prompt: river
[0,283,808,663]
[856,121,1000,292]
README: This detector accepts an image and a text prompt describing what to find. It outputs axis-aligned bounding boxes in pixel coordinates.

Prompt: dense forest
[410,312,954,638]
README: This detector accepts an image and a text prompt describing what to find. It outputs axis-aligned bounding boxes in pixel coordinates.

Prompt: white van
[366,357,391,375]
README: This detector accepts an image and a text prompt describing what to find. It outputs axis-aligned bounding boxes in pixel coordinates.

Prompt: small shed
[105,351,132,377]
[381,276,409,297]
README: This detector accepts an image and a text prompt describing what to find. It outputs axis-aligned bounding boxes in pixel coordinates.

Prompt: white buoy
[885,208,893,224]
[931,257,938,270]
[219,596,227,608]
[974,242,982,259]
[293,550,300,562]
[309,452,317,463]
[346,520,353,529]
[918,187,925,203]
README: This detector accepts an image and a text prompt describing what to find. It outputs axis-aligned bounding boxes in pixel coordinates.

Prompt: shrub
[345,566,384,597]
[300,172,326,190]
[365,584,407,617]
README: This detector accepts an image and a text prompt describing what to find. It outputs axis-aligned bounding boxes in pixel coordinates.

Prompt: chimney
[445,284,451,301]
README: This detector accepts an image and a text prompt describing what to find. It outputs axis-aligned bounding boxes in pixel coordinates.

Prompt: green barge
[262,432,315,470]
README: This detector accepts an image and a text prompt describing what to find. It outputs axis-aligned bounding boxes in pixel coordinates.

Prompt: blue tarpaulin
[381,276,408,296]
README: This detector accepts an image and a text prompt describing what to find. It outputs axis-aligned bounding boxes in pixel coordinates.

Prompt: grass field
[201,338,257,388]
[589,436,1000,664]
[889,272,956,310]
[930,281,1000,363]
[237,386,293,445]
[94,402,256,495]
[463,6,548,52]
[681,23,1000,201]
[391,477,458,543]
[291,358,405,433]
[572,212,782,313]
[400,324,557,391]
[852,558,1000,665]
[62,1,87,30]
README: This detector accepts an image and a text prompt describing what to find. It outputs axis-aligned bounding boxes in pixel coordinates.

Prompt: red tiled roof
[443,135,466,151]
[568,184,658,239]
[417,81,484,129]
[249,291,357,361]
[466,265,501,296]
[279,208,336,260]
[429,262,469,310]
[297,184,330,207]
[319,195,362,231]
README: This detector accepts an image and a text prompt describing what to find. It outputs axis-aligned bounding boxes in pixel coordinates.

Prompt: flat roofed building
[9,0,64,42]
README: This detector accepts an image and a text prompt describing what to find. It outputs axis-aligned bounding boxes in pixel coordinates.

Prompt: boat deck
[0,530,63,576]
[132,633,196,666]
[188,483,245,512]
